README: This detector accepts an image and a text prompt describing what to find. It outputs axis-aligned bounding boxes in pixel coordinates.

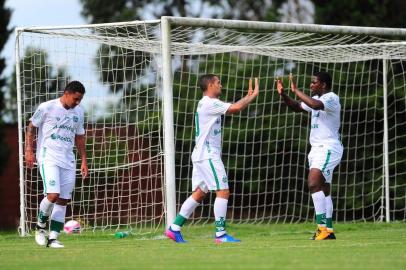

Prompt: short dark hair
[64,81,85,94]
[198,74,217,92]
[314,71,332,89]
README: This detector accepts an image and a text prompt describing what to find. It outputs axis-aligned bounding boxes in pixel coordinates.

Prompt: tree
[80,0,281,23]
[78,0,293,217]
[78,0,406,220]
[80,0,284,96]
[0,0,12,170]
[312,0,406,219]
[7,47,70,122]
[313,0,406,28]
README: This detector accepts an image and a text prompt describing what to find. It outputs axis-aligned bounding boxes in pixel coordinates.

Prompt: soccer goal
[16,17,406,236]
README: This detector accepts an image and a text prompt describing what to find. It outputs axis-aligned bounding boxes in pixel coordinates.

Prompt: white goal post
[16,17,406,236]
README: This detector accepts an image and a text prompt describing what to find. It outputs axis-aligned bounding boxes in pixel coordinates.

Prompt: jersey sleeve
[319,93,340,112]
[76,109,85,135]
[207,98,232,116]
[30,103,47,127]
[300,102,312,112]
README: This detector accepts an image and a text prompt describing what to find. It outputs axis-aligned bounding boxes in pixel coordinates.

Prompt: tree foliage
[7,47,70,122]
[77,0,406,220]
[313,0,406,27]
[80,0,281,23]
[0,0,12,171]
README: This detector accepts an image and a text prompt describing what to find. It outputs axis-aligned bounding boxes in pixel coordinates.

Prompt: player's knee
[307,181,322,193]
[216,189,230,199]
[192,188,206,202]
[322,183,331,196]
[47,193,60,203]
[56,198,69,206]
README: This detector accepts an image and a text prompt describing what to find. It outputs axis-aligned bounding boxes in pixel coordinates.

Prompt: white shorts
[39,162,76,199]
[192,159,229,193]
[308,146,343,183]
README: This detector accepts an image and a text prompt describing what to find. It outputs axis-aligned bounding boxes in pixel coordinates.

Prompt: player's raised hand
[275,77,284,95]
[226,77,259,114]
[248,78,253,95]
[248,77,259,97]
[289,73,298,92]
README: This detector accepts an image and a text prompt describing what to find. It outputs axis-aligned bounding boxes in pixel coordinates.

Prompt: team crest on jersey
[73,116,79,122]
[48,180,56,186]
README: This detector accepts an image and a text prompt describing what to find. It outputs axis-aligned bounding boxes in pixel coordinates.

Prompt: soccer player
[25,81,88,248]
[276,72,343,240]
[166,74,259,243]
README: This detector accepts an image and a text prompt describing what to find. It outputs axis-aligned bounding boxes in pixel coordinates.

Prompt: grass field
[0,222,405,270]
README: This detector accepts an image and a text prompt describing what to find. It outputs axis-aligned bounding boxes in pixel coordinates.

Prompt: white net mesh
[17,20,406,235]
[18,22,165,234]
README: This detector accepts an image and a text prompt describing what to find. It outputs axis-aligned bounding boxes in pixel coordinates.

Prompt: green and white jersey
[191,96,231,162]
[30,98,85,169]
[301,92,342,151]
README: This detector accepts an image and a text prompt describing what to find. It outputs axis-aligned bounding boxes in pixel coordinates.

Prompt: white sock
[179,197,199,219]
[311,191,326,227]
[325,195,333,219]
[49,204,67,239]
[214,198,228,237]
[325,195,333,230]
[37,197,54,227]
[170,196,199,231]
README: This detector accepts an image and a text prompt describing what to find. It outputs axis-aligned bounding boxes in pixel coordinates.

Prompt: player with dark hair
[25,81,88,248]
[166,74,259,243]
[276,72,343,240]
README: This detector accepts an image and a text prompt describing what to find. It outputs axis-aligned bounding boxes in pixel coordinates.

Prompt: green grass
[0,222,405,270]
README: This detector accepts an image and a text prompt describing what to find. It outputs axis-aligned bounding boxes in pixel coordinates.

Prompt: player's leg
[213,189,239,243]
[214,189,229,238]
[166,187,206,243]
[323,183,335,239]
[309,147,342,240]
[208,159,240,243]
[171,188,206,231]
[35,163,60,246]
[36,194,57,246]
[308,168,330,240]
[47,167,76,248]
[47,198,67,248]
[166,163,208,243]
[322,149,342,239]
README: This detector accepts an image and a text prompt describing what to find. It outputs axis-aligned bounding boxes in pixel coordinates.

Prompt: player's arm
[75,134,88,180]
[226,78,259,115]
[276,78,304,112]
[25,122,37,169]
[289,74,324,110]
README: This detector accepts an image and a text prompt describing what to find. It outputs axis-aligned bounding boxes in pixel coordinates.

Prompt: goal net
[16,18,406,235]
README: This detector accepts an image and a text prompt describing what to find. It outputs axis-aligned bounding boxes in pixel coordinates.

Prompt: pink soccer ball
[63,220,81,234]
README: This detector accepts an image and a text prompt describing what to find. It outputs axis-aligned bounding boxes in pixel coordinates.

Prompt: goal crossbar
[165,16,406,37]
